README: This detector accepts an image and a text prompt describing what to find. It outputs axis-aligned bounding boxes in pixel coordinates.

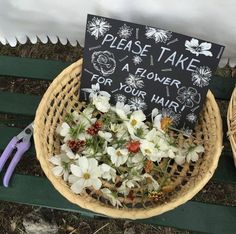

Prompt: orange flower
[144,160,153,173]
[161,117,172,130]
[126,141,140,153]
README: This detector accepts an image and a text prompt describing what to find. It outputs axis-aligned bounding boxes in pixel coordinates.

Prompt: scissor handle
[0,137,18,173]
[3,140,31,187]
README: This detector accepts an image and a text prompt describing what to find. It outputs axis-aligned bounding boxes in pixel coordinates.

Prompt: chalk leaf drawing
[186,113,197,123]
[145,27,172,43]
[161,108,181,126]
[114,93,127,103]
[87,17,111,40]
[176,87,201,108]
[191,66,212,87]
[185,38,213,57]
[125,73,144,89]
[128,97,147,111]
[117,24,133,39]
[91,51,116,77]
[132,55,142,65]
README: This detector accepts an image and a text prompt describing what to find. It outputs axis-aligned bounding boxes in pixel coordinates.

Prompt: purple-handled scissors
[0,122,33,187]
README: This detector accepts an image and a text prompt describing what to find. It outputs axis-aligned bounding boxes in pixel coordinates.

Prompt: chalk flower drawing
[145,27,172,43]
[114,94,127,103]
[132,55,143,65]
[161,108,181,126]
[125,74,144,89]
[92,51,116,77]
[128,97,147,111]
[186,113,197,123]
[176,87,201,108]
[191,66,212,87]
[117,24,133,39]
[183,127,193,136]
[185,38,213,57]
[87,17,111,40]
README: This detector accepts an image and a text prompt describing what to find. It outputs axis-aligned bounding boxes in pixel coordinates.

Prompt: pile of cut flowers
[49,83,204,207]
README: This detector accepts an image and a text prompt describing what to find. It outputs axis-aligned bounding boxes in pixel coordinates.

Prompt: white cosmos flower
[151,108,162,130]
[92,94,110,113]
[107,147,129,167]
[100,163,116,182]
[145,128,159,144]
[98,131,112,142]
[143,174,160,192]
[140,139,160,161]
[49,154,70,181]
[57,122,71,142]
[112,102,131,120]
[174,149,187,165]
[69,157,102,194]
[185,38,213,57]
[73,109,96,129]
[186,145,204,163]
[101,188,122,207]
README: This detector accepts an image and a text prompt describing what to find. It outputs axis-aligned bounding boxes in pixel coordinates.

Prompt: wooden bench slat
[0,125,236,183]
[0,173,235,234]
[0,91,40,116]
[0,55,71,80]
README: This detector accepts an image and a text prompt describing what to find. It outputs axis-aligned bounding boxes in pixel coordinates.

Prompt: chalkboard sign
[80,14,224,132]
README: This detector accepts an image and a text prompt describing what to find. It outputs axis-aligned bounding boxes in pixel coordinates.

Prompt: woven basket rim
[34,59,223,219]
[227,86,236,167]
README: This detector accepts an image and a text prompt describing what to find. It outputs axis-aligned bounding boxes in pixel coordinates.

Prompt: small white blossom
[140,139,160,162]
[98,131,112,142]
[186,145,204,163]
[92,94,110,113]
[100,164,117,182]
[151,108,162,130]
[49,154,70,181]
[107,147,129,167]
[61,143,79,159]
[69,157,102,194]
[143,174,160,192]
[112,102,131,120]
[101,188,122,207]
[58,122,70,137]
[82,83,111,99]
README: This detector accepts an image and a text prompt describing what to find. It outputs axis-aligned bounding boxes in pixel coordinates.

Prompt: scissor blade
[16,122,34,141]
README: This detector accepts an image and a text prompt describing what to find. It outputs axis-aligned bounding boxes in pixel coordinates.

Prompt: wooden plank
[0,91,40,116]
[0,55,71,81]
[0,174,235,233]
[0,125,235,183]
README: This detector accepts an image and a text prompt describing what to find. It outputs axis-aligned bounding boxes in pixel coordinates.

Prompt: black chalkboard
[80,14,224,132]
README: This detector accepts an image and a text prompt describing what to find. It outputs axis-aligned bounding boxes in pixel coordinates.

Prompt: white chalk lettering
[119,82,147,98]
[158,47,171,61]
[187,58,200,72]
[91,74,112,86]
[164,51,177,66]
[122,63,129,72]
[175,54,189,70]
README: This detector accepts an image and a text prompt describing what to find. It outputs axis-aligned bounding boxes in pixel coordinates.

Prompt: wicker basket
[227,87,236,167]
[34,59,223,219]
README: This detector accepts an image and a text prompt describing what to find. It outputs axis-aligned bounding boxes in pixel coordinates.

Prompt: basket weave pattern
[34,59,223,219]
[227,87,236,167]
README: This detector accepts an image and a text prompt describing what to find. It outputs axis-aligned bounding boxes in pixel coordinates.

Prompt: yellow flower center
[116,150,123,156]
[131,119,138,127]
[83,173,90,180]
[161,117,172,130]
[145,149,151,154]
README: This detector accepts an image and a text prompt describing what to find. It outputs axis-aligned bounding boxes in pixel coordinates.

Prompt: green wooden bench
[0,55,236,234]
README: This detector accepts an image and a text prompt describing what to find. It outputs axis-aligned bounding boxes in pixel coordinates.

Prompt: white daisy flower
[125,73,144,89]
[98,131,113,142]
[87,17,111,40]
[132,55,142,65]
[49,154,70,181]
[185,38,213,57]
[128,97,147,111]
[101,188,122,207]
[107,147,129,167]
[151,108,162,130]
[58,122,70,137]
[140,139,160,162]
[100,164,117,182]
[92,94,111,113]
[191,66,212,87]
[186,145,204,163]
[112,102,131,120]
[69,157,102,194]
[117,24,133,39]
[145,27,172,43]
[174,149,187,165]
[143,174,160,192]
